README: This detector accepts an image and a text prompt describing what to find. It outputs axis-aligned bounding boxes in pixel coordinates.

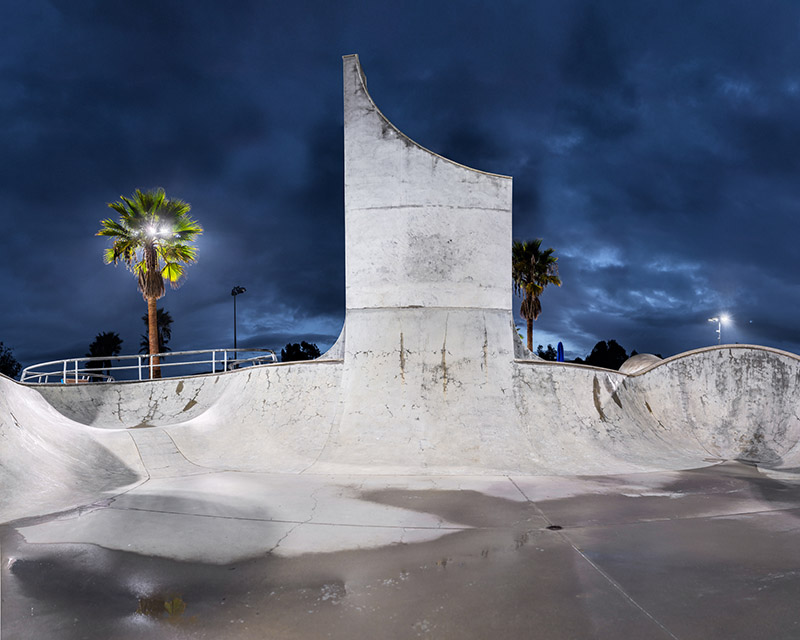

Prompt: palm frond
[160,243,198,264]
[99,188,202,301]
[161,262,186,284]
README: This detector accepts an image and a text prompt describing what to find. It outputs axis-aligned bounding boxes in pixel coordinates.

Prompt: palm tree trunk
[527,318,533,353]
[147,297,161,378]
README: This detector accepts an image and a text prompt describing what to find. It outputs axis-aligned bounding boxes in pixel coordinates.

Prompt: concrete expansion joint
[350,205,510,213]
[510,473,679,638]
[571,539,680,639]
[347,306,511,313]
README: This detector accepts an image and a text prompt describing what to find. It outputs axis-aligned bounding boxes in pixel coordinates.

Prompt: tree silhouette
[0,342,22,379]
[281,341,321,362]
[537,344,558,361]
[86,332,123,377]
[139,308,173,355]
[583,339,630,370]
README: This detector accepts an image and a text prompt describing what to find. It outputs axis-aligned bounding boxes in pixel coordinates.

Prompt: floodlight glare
[707,315,728,345]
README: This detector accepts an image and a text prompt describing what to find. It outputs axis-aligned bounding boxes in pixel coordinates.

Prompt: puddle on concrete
[0,487,653,640]
[4,469,800,639]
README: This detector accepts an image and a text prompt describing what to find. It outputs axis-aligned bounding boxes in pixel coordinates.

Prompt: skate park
[3,55,800,639]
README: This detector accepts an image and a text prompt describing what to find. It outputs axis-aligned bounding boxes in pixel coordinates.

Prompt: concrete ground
[4,461,800,639]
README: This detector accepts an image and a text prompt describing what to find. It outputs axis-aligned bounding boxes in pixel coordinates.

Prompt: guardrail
[20,348,278,384]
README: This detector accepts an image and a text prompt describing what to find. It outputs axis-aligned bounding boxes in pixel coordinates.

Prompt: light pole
[708,314,729,345]
[232,285,246,362]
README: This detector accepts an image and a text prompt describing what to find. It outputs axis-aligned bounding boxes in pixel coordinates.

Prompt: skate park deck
[3,55,800,639]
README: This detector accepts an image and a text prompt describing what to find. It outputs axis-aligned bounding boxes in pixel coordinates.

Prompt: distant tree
[86,332,123,377]
[139,308,173,355]
[0,342,22,379]
[512,239,561,352]
[537,344,558,361]
[97,188,202,378]
[584,339,629,370]
[281,341,321,362]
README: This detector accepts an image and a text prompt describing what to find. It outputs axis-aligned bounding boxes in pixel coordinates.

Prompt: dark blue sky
[2,0,800,369]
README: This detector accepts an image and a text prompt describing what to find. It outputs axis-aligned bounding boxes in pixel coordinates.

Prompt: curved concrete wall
[514,345,800,474]
[0,374,143,521]
[8,343,800,491]
[343,54,512,312]
[310,308,534,474]
[33,372,235,428]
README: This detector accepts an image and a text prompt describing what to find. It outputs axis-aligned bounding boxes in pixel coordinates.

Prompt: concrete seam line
[554,505,800,532]
[125,430,151,481]
[107,506,472,529]
[507,477,680,640]
[564,541,681,640]
[350,205,511,212]
[161,428,215,472]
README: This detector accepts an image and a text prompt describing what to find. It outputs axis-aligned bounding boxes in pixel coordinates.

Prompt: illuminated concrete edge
[2,56,800,523]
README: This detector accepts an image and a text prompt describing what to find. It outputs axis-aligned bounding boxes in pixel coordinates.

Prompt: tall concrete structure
[328,54,530,472]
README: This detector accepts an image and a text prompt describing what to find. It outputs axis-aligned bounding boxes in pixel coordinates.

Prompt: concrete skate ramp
[3,55,800,522]
[7,343,800,491]
[0,373,144,522]
[515,345,800,475]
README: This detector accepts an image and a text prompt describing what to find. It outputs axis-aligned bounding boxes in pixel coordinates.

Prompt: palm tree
[86,331,123,378]
[512,239,561,353]
[97,188,202,378]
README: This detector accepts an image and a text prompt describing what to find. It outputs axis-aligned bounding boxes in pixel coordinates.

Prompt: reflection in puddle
[136,594,187,623]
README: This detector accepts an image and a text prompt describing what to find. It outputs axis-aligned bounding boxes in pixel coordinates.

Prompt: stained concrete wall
[327,55,529,473]
[343,54,512,312]
[514,345,800,474]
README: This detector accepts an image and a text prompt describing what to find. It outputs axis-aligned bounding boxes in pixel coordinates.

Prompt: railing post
[62,361,67,384]
[223,350,228,372]
[212,350,216,374]
[138,356,142,381]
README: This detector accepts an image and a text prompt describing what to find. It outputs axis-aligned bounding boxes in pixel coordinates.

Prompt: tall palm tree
[97,188,202,378]
[139,307,173,355]
[512,239,561,353]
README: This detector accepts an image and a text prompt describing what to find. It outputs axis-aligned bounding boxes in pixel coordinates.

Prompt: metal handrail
[20,348,278,384]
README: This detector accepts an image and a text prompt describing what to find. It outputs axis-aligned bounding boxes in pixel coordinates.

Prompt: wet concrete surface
[3,463,800,639]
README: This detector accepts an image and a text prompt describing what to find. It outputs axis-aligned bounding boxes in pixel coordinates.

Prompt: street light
[231,285,246,361]
[708,314,729,345]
